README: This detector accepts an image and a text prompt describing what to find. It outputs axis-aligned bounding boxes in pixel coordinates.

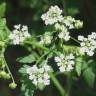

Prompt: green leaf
[0,2,6,18]
[83,67,95,88]
[19,65,30,75]
[0,18,10,41]
[75,61,82,76]
[21,77,35,96]
[17,54,35,63]
[75,57,82,76]
[19,65,35,96]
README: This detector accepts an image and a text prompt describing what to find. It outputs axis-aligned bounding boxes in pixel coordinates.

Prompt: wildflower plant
[0,5,96,96]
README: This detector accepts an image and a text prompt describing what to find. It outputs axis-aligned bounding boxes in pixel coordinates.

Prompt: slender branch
[65,73,72,96]
[50,73,65,96]
[2,48,15,83]
[24,41,49,51]
[71,37,80,44]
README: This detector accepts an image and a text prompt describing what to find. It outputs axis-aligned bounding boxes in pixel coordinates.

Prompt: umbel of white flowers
[78,32,96,56]
[9,24,30,45]
[55,53,75,72]
[27,64,52,86]
[41,5,83,42]
[39,32,53,45]
[41,5,63,25]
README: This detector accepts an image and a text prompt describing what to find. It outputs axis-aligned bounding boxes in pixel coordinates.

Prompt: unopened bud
[75,20,83,29]
[9,82,17,89]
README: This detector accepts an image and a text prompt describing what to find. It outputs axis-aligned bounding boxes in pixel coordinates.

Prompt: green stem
[50,73,65,96]
[2,48,15,83]
[36,52,48,65]
[65,73,72,96]
[4,58,15,83]
[71,37,80,44]
[36,47,54,65]
[24,41,49,51]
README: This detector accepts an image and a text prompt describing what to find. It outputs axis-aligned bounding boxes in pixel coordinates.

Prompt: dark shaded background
[0,0,96,96]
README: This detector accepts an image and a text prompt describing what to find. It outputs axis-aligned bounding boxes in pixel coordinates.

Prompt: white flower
[78,32,96,56]
[58,31,70,41]
[55,53,75,72]
[75,20,83,29]
[78,35,84,41]
[27,64,52,86]
[39,33,52,45]
[41,5,63,25]
[44,79,50,85]
[9,24,30,45]
[62,16,75,29]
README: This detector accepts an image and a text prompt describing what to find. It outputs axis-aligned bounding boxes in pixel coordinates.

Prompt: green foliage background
[0,0,96,96]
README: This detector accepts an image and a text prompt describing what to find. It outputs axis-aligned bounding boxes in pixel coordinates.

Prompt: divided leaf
[17,54,35,63]
[19,65,35,96]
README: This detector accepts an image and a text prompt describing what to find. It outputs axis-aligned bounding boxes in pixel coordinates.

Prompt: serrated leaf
[19,65,30,75]
[21,77,35,96]
[83,67,95,88]
[17,54,35,63]
[19,65,35,96]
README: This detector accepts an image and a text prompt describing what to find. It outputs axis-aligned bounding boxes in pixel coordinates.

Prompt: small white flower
[58,31,70,41]
[59,66,66,72]
[44,79,50,85]
[62,16,75,29]
[78,35,84,41]
[27,64,52,86]
[39,33,52,45]
[41,5,63,25]
[55,53,75,72]
[54,23,61,30]
[78,32,96,56]
[14,24,21,29]
[9,24,30,45]
[54,56,61,62]
[75,20,83,29]
[87,50,94,56]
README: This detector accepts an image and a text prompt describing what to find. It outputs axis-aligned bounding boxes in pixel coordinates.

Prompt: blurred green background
[0,0,96,96]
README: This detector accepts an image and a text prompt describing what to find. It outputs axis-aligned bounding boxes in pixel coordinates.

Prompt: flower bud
[5,74,11,79]
[75,20,83,29]
[0,71,10,79]
[9,82,17,89]
[0,71,7,78]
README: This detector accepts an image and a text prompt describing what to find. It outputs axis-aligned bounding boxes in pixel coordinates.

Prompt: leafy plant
[0,4,96,96]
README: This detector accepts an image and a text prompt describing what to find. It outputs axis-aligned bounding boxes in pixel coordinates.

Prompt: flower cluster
[55,23,70,41]
[62,16,75,29]
[41,6,83,42]
[41,5,63,25]
[9,24,30,45]
[27,64,52,86]
[55,53,75,72]
[39,32,53,45]
[78,32,96,56]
